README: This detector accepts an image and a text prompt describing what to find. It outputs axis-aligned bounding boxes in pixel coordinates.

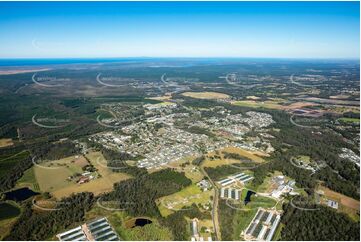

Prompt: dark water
[4,187,39,201]
[244,190,256,205]
[0,202,21,220]
[132,218,152,228]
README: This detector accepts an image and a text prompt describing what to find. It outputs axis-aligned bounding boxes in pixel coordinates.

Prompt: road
[200,166,221,241]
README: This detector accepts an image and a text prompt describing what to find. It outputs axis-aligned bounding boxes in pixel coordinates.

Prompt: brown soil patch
[0,138,13,148]
[320,186,359,210]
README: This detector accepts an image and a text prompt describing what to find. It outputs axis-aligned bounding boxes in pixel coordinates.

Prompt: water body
[4,187,39,202]
[244,190,256,205]
[0,202,21,220]
[131,218,153,228]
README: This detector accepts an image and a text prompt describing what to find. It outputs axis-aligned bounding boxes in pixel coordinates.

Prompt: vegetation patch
[182,91,230,100]
[157,184,212,217]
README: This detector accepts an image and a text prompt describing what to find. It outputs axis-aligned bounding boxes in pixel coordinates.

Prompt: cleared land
[320,186,360,211]
[182,91,230,100]
[0,138,13,148]
[163,156,205,183]
[231,100,315,111]
[203,147,265,168]
[147,95,172,101]
[338,117,360,124]
[34,155,86,192]
[295,97,360,106]
[246,96,261,100]
[157,184,212,217]
[16,167,40,191]
[34,153,131,199]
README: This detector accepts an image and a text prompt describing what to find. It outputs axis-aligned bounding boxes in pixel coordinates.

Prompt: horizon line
[0,56,359,60]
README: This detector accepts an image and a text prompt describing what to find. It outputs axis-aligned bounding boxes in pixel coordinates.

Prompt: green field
[16,167,40,191]
[157,184,212,217]
[34,155,85,193]
[338,117,360,124]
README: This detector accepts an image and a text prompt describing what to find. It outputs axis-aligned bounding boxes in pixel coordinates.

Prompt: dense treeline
[192,156,206,166]
[31,140,80,161]
[101,168,192,217]
[280,202,360,241]
[101,148,139,163]
[0,124,17,139]
[0,154,32,192]
[101,148,147,177]
[204,165,241,181]
[5,193,94,241]
[223,152,252,162]
[0,146,32,192]
[218,199,237,240]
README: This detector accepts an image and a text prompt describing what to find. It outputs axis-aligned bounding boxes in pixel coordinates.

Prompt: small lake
[133,218,152,227]
[0,202,21,220]
[4,187,39,202]
[244,190,256,205]
[125,217,153,228]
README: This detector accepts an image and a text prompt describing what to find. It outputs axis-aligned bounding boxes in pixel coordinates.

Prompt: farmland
[181,91,230,100]
[33,153,131,199]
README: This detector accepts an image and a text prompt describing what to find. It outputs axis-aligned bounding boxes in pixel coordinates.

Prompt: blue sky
[0,1,359,58]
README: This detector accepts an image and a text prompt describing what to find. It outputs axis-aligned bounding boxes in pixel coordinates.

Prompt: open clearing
[0,138,13,148]
[52,152,131,199]
[181,91,230,100]
[147,95,172,101]
[157,184,212,217]
[34,155,87,192]
[16,167,40,191]
[34,153,131,199]
[295,97,360,106]
[163,156,205,183]
[338,117,360,124]
[203,147,266,168]
[231,100,316,110]
[320,186,360,211]
[246,96,261,100]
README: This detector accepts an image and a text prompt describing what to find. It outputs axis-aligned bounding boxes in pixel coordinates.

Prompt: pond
[4,187,39,202]
[244,190,256,205]
[0,202,21,220]
[125,217,153,228]
[133,218,152,227]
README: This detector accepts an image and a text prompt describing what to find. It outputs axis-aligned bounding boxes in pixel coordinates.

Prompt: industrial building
[56,217,119,241]
[220,187,241,200]
[243,208,281,241]
[217,172,254,187]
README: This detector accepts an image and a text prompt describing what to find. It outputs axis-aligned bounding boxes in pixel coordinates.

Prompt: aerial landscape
[0,1,359,242]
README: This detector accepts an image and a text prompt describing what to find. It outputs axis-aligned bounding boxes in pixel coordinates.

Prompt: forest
[280,202,360,241]
[5,193,95,241]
